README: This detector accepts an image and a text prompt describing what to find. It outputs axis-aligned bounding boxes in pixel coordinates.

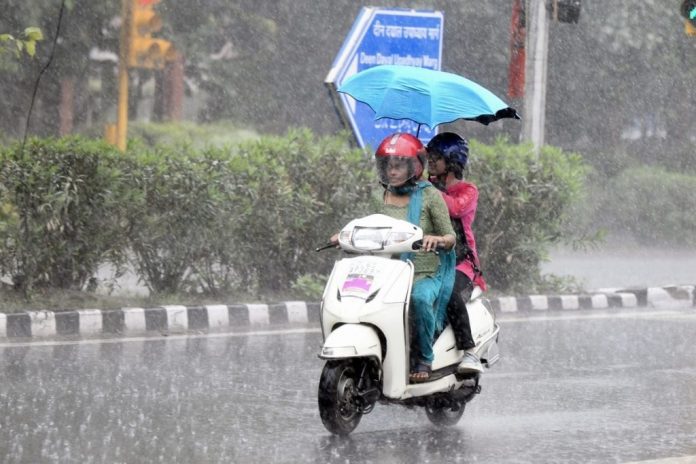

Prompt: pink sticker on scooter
[342,274,373,293]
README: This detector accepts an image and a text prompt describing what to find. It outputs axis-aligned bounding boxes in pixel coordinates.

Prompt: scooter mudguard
[319,324,382,362]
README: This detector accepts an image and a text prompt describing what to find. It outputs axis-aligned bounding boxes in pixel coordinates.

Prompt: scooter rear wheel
[318,360,363,435]
[425,402,465,427]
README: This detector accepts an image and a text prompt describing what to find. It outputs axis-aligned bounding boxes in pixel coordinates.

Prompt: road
[1,304,695,463]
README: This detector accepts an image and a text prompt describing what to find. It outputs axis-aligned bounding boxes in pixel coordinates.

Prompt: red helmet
[375,133,425,187]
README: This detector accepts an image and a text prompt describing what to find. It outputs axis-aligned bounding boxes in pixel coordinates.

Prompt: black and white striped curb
[0,285,692,339]
[0,302,320,340]
[490,285,695,313]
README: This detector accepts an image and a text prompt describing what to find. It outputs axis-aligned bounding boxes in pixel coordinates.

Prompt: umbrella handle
[416,124,421,138]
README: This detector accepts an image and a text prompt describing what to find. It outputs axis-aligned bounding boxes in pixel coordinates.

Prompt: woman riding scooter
[331,133,456,382]
[426,132,487,374]
[374,133,457,382]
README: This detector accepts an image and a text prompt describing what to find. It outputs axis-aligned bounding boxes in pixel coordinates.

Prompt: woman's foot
[409,362,432,383]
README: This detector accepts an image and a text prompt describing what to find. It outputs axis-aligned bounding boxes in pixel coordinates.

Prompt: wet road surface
[1,305,695,463]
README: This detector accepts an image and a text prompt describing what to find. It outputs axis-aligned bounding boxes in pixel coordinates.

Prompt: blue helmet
[426,132,469,168]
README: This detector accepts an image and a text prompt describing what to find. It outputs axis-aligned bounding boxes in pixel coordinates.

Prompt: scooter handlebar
[315,242,338,252]
[411,240,447,253]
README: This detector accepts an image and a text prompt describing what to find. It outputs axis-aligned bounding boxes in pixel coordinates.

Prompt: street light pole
[521,0,549,156]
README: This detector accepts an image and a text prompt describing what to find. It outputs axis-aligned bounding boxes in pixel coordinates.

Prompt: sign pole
[521,0,549,156]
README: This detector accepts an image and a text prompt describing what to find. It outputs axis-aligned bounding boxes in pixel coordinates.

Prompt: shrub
[211,129,373,295]
[599,166,696,247]
[122,129,373,297]
[469,138,588,294]
[0,137,129,292]
[121,142,246,295]
[290,273,327,301]
[0,133,589,301]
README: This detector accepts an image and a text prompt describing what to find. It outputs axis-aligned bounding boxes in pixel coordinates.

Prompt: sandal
[409,362,432,383]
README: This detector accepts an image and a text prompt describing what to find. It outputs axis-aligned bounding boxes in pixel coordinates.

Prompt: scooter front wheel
[318,360,363,435]
[425,402,465,427]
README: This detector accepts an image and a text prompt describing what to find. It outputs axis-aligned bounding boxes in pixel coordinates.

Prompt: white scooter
[317,214,500,435]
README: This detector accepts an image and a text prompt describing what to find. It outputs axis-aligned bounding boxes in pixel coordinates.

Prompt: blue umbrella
[338,65,519,130]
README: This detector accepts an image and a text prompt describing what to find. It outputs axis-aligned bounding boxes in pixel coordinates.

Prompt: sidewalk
[0,285,693,340]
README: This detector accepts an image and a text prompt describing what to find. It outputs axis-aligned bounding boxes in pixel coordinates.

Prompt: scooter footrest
[412,365,456,384]
[454,371,479,382]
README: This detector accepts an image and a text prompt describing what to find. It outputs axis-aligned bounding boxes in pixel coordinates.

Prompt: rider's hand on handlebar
[330,233,339,247]
[315,233,340,252]
[419,234,455,253]
[421,235,444,252]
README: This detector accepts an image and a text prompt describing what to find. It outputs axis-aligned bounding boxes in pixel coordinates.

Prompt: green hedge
[120,142,243,295]
[0,130,373,297]
[122,129,373,296]
[598,166,696,247]
[0,137,129,292]
[215,128,374,295]
[0,132,588,300]
[469,139,587,294]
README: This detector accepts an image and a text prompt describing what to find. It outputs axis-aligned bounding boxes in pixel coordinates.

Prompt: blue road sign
[325,7,443,150]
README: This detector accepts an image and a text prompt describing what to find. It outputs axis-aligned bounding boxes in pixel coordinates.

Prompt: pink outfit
[440,181,487,291]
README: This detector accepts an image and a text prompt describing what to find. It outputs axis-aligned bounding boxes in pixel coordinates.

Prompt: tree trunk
[59,77,75,135]
[153,70,165,122]
[166,54,185,121]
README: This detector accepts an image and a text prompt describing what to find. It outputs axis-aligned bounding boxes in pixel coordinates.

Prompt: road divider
[0,286,692,340]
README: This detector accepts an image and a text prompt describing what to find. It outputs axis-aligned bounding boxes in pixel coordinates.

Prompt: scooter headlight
[384,231,415,246]
[350,227,390,250]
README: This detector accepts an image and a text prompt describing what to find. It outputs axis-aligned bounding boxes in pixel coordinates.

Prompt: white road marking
[622,456,696,464]
[499,309,696,324]
[0,328,322,349]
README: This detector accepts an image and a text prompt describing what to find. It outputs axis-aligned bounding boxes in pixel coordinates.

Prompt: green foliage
[0,1,119,135]
[128,121,259,149]
[0,137,129,292]
[120,140,256,295]
[200,128,373,295]
[533,274,585,295]
[160,2,281,123]
[0,26,43,58]
[469,138,588,294]
[291,273,327,301]
[121,129,373,296]
[0,132,591,302]
[598,166,696,246]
